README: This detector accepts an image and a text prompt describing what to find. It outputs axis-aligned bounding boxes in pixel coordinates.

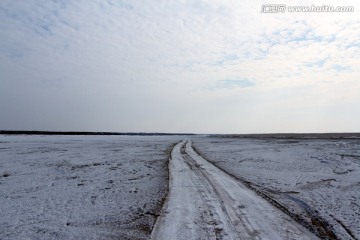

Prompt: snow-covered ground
[0,135,182,240]
[192,136,360,239]
[1,135,359,239]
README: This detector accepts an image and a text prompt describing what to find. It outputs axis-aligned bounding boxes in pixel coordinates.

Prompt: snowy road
[151,140,318,240]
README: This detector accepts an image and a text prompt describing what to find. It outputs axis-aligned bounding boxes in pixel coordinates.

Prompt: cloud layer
[1,0,359,133]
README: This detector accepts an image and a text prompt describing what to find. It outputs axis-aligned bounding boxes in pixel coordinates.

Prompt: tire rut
[151,139,319,240]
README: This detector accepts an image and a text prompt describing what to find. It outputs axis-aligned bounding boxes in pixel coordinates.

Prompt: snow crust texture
[1,135,359,240]
[0,135,182,240]
[192,136,360,240]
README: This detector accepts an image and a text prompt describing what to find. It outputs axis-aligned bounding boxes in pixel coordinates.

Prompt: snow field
[192,137,360,239]
[0,135,182,240]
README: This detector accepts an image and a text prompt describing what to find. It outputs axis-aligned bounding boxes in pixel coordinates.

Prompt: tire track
[151,140,319,240]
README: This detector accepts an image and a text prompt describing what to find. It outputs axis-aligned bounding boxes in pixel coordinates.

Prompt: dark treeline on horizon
[1,131,360,139]
[217,133,360,139]
[0,130,195,136]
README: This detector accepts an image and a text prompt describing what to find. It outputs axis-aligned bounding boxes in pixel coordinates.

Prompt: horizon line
[1,130,360,139]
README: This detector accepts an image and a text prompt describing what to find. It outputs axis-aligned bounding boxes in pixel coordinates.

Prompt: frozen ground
[192,136,360,239]
[1,135,359,240]
[0,135,182,240]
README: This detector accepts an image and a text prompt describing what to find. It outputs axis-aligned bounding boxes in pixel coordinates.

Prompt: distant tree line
[0,130,194,136]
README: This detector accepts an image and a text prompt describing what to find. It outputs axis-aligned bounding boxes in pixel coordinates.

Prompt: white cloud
[0,0,359,133]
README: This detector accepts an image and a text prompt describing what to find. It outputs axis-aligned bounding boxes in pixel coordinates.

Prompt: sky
[1,0,359,134]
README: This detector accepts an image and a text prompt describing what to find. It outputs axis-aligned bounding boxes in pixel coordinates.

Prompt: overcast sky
[1,0,359,133]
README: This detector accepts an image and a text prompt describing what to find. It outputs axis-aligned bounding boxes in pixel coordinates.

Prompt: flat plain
[1,134,359,239]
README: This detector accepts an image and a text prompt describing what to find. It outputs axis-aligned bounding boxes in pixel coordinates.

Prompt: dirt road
[151,140,318,240]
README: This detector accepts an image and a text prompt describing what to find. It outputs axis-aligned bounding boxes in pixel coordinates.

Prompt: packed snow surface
[151,140,317,240]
